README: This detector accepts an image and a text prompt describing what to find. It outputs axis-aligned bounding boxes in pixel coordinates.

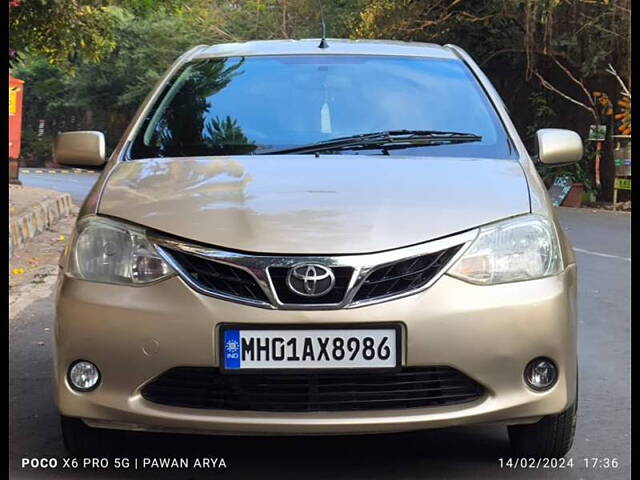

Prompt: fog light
[68,360,100,392]
[524,358,557,391]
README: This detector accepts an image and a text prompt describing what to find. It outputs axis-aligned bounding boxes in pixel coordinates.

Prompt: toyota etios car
[54,39,581,457]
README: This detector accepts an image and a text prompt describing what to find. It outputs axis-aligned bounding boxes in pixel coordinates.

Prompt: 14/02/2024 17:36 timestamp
[498,457,620,470]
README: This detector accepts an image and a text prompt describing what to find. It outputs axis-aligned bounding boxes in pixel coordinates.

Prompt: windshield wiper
[257,129,482,155]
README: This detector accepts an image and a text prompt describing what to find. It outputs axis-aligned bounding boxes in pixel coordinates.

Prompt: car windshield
[129,55,515,159]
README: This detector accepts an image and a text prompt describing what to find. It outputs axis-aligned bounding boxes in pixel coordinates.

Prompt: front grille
[141,367,484,412]
[164,249,268,303]
[269,266,354,304]
[352,246,462,302]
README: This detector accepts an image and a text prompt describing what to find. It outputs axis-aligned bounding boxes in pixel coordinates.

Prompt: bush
[19,130,55,167]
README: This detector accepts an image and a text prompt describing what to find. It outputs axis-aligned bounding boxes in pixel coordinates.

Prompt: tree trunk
[83,110,94,129]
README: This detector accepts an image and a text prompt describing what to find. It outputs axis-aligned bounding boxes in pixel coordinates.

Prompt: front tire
[508,395,577,458]
[60,415,111,457]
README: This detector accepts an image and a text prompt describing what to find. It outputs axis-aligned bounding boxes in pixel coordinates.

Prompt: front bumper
[54,264,577,435]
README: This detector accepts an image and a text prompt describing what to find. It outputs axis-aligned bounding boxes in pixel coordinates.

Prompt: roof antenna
[317,0,329,49]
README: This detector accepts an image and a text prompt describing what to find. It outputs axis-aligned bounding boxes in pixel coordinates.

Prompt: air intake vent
[164,249,268,303]
[352,246,462,302]
[141,366,485,412]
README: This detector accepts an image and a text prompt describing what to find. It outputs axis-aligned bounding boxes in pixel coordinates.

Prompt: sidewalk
[9,184,73,258]
[9,185,79,318]
[9,207,78,319]
[583,200,632,212]
[9,184,65,217]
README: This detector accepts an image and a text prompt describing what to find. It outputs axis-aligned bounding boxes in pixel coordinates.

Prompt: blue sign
[223,329,241,369]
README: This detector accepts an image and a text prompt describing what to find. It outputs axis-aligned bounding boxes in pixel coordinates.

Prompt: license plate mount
[218,324,402,374]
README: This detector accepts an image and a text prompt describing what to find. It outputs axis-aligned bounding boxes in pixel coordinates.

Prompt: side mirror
[54,131,106,167]
[534,129,583,166]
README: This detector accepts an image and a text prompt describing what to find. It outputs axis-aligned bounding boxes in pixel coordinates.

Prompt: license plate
[219,325,400,372]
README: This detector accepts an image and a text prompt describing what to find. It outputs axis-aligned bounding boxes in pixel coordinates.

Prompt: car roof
[191,39,459,61]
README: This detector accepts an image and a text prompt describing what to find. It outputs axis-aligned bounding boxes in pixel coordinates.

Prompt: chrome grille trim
[151,229,477,310]
[351,246,463,304]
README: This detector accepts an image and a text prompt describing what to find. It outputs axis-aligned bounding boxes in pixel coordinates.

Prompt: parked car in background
[53,39,582,458]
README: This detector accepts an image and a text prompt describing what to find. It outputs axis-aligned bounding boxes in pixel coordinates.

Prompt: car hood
[98,155,530,254]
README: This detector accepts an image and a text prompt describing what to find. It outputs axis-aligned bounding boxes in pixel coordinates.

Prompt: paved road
[18,169,100,205]
[9,178,630,479]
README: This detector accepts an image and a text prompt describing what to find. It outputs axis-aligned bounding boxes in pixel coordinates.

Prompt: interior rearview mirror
[534,129,583,166]
[54,131,106,167]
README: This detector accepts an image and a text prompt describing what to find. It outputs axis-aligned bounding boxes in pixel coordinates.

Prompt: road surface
[8,171,631,479]
[18,169,100,205]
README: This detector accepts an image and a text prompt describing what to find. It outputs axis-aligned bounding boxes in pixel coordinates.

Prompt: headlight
[67,216,173,285]
[448,215,563,285]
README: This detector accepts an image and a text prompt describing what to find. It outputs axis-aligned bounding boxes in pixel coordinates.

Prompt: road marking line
[574,247,631,262]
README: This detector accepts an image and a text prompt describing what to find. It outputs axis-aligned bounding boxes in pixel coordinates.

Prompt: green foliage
[20,131,55,167]
[15,4,232,152]
[12,56,69,127]
[12,55,89,164]
[218,0,360,40]
[64,6,217,111]
[9,1,118,67]
[10,0,630,201]
[526,92,556,141]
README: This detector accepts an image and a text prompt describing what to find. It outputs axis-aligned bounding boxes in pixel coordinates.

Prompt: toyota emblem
[286,264,335,297]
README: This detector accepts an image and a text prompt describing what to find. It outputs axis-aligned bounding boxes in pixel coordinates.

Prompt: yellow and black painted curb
[9,193,73,258]
[20,168,95,175]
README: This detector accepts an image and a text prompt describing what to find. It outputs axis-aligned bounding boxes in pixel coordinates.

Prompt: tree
[9,0,118,67]
[11,0,631,202]
[350,0,631,201]
[218,0,360,41]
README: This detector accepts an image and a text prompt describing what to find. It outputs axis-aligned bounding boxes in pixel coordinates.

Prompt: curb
[9,193,73,258]
[20,168,95,175]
